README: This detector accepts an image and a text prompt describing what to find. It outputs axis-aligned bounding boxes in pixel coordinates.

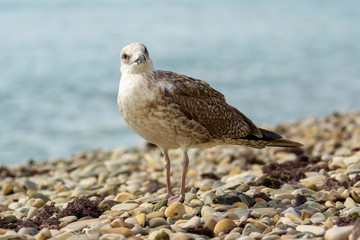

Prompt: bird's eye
[144,47,148,55]
[122,54,128,60]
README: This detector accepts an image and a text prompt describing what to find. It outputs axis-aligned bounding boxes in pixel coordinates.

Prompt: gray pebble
[204,192,216,204]
[183,214,194,220]
[184,192,196,203]
[18,227,38,236]
[253,201,269,208]
[182,216,200,228]
[24,179,37,191]
[132,224,147,235]
[27,207,39,219]
[28,192,50,203]
[268,200,286,209]
[282,207,301,218]
[237,192,256,207]
[243,223,261,236]
[149,217,168,228]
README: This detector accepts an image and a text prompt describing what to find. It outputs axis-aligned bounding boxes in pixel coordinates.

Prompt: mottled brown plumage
[117,42,303,203]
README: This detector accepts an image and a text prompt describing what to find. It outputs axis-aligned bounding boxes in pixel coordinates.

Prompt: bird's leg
[168,151,188,204]
[164,150,175,198]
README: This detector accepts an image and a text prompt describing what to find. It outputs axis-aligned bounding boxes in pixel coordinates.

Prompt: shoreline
[1,111,360,239]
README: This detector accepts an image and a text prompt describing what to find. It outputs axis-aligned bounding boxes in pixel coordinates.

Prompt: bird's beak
[135,54,146,64]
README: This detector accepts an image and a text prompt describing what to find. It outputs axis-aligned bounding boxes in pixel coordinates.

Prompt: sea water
[1,0,360,165]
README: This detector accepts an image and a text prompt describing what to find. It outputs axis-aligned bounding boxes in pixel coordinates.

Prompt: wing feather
[154,71,262,139]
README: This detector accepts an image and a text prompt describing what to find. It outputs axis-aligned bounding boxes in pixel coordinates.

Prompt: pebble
[329,157,346,169]
[146,211,165,219]
[63,221,88,232]
[243,223,262,235]
[325,226,354,240]
[114,192,136,202]
[100,227,133,237]
[28,192,50,202]
[296,225,325,236]
[181,216,200,228]
[36,228,52,240]
[134,213,146,227]
[203,192,216,204]
[310,212,326,224]
[200,205,216,217]
[282,207,301,218]
[18,227,38,236]
[51,231,73,240]
[149,217,169,228]
[203,218,216,232]
[24,179,37,191]
[26,207,39,219]
[213,218,237,236]
[111,202,139,211]
[350,190,360,203]
[344,197,357,208]
[2,183,14,195]
[26,198,45,208]
[0,112,360,239]
[224,232,241,240]
[165,202,186,220]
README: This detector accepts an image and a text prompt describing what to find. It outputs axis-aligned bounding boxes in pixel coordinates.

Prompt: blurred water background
[1,0,360,165]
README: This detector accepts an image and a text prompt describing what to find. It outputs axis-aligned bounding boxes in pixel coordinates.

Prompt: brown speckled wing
[154,71,262,139]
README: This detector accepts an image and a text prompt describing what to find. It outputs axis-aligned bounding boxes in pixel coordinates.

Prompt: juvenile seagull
[118,42,302,203]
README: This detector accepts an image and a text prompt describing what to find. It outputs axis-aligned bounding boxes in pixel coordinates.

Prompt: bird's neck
[121,62,154,75]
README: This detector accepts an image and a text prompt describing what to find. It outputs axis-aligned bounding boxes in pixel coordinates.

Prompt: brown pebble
[214,219,237,236]
[301,211,311,220]
[111,219,133,228]
[273,214,281,223]
[190,199,203,207]
[36,228,52,240]
[254,197,266,203]
[2,184,14,195]
[285,212,302,223]
[165,202,186,220]
[134,213,146,227]
[232,202,248,209]
[114,192,137,202]
[351,190,360,203]
[147,211,165,220]
[247,219,268,232]
[26,198,45,208]
[204,219,217,232]
[100,227,133,237]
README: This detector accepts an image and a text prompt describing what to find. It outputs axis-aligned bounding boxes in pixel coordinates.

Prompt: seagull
[117,42,302,203]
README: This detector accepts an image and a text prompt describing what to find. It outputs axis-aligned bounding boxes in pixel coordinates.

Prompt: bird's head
[120,42,154,74]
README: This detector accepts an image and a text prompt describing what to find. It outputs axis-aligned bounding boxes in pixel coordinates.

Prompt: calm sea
[1,0,360,165]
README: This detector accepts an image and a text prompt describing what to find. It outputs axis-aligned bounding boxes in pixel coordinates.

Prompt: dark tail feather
[267,138,303,148]
[242,128,303,148]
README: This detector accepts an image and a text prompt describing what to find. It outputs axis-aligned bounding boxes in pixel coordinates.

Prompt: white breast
[118,73,167,144]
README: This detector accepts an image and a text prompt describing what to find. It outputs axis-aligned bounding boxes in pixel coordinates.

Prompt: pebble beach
[1,111,360,240]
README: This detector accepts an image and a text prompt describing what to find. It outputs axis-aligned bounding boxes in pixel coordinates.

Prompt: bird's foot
[141,192,176,204]
[167,194,185,205]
